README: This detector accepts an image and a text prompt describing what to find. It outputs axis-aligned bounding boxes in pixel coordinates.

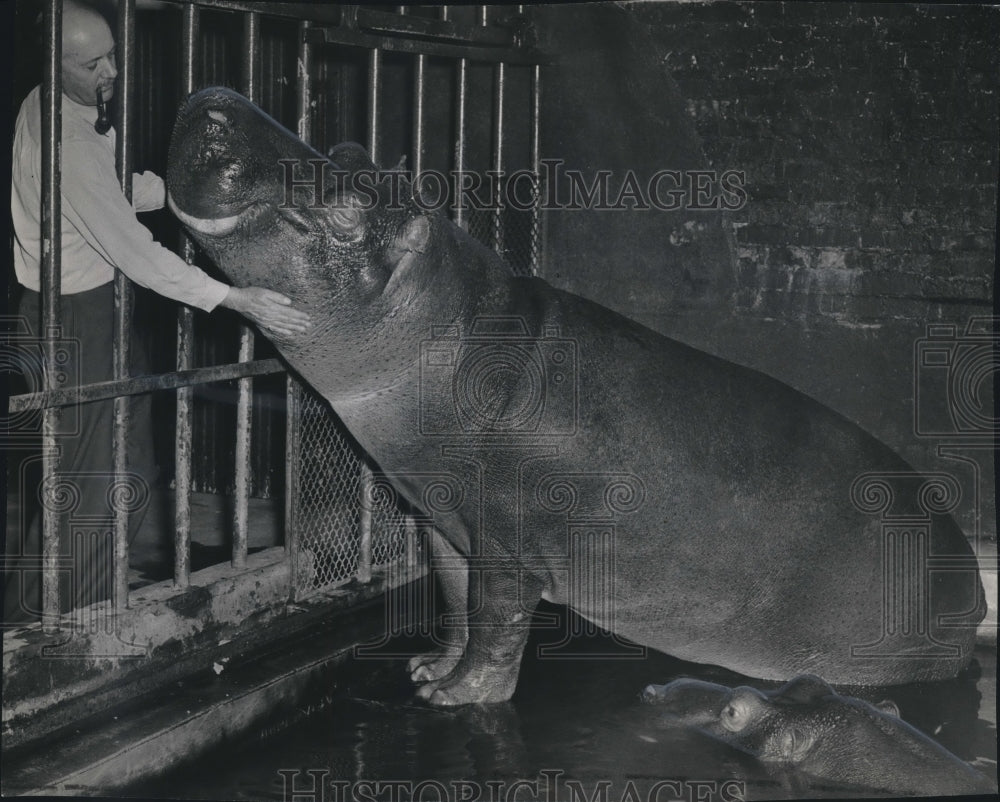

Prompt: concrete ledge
[3,552,421,751]
[2,593,401,796]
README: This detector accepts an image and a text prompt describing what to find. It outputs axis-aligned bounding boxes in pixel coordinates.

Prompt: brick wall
[650,1,997,327]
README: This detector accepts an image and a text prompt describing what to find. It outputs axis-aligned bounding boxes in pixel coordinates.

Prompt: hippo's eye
[720,699,752,732]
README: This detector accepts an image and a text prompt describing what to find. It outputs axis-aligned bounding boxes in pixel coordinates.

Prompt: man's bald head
[61,0,117,106]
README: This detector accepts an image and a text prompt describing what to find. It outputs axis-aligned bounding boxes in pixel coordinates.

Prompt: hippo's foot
[414,657,520,706]
[407,646,463,683]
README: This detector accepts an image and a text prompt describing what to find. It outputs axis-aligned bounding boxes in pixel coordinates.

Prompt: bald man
[5,0,309,623]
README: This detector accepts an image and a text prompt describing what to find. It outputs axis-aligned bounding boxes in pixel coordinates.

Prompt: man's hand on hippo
[221,286,311,337]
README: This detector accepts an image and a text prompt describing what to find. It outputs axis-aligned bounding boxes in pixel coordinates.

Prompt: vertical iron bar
[40,0,63,631]
[232,10,261,572]
[412,55,425,177]
[367,48,381,163]
[286,19,312,600]
[492,62,505,255]
[357,45,381,584]
[112,0,136,614]
[405,51,426,570]
[174,3,200,589]
[530,62,542,276]
[454,57,467,229]
[358,465,373,584]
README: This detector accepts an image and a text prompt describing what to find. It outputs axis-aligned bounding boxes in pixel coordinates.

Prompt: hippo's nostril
[206,108,229,125]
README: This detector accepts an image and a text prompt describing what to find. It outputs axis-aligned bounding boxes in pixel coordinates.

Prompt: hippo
[642,674,996,797]
[165,87,986,706]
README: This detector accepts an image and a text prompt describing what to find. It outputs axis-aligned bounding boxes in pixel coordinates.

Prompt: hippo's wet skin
[166,88,986,706]
[642,674,996,796]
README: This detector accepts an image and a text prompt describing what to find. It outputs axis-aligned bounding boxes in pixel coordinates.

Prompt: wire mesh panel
[291,384,414,600]
[466,205,540,276]
[292,387,361,594]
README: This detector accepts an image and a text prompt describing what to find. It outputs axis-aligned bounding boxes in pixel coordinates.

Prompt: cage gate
[8,1,544,626]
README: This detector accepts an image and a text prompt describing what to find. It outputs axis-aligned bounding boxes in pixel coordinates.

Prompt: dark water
[126,605,997,802]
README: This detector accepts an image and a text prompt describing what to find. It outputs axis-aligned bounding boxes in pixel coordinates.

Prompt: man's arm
[61,140,309,335]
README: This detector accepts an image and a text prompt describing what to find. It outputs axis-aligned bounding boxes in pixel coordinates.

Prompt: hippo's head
[166,87,432,346]
[642,674,992,795]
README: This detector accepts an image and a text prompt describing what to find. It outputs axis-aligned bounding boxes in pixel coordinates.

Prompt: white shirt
[11,85,229,312]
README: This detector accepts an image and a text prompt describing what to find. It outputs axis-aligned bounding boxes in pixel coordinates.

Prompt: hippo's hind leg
[408,527,468,682]
[415,557,543,706]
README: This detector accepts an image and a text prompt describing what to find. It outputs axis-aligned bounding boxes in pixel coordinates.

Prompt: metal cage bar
[530,62,542,276]
[232,9,262,571]
[40,0,64,631]
[356,44,383,585]
[174,3,201,589]
[367,47,381,163]
[412,53,425,177]
[112,0,137,613]
[454,57,468,229]
[286,18,313,600]
[492,61,505,254]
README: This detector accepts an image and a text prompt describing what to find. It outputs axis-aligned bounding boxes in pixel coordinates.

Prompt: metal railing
[9,1,543,629]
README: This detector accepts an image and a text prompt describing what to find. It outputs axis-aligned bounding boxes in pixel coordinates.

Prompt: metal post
[232,10,261,571]
[492,61,505,255]
[412,54,425,178]
[367,48,381,162]
[454,57,467,229]
[286,19,312,600]
[530,62,542,276]
[357,45,381,585]
[40,0,63,632]
[358,465,373,584]
[174,3,200,589]
[111,0,136,614]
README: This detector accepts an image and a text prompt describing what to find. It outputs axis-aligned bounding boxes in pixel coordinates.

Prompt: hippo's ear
[874,699,900,718]
[327,142,379,173]
[387,216,430,268]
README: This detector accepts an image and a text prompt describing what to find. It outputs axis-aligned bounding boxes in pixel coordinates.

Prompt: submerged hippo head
[642,674,993,796]
[166,87,436,348]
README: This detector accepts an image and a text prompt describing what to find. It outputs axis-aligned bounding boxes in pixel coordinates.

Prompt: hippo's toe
[407,647,463,682]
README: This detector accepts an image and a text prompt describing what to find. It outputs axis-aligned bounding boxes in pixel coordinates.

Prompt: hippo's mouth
[167,192,267,238]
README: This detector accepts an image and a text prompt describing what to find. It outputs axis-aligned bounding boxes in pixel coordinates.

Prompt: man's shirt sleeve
[60,139,230,312]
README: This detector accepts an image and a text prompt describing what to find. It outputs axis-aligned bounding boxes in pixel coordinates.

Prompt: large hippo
[642,674,996,797]
[166,88,985,705]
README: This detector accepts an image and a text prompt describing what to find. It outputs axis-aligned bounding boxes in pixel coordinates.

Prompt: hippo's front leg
[415,563,542,706]
[408,527,467,682]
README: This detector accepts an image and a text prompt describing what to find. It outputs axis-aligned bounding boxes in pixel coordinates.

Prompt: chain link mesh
[465,204,539,277]
[294,389,362,593]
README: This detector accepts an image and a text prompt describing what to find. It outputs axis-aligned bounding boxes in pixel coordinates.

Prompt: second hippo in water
[642,674,995,797]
